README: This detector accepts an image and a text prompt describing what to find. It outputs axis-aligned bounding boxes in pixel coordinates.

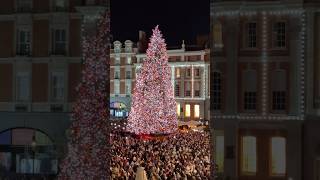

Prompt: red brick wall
[110,81,114,94]
[120,81,125,94]
[32,63,48,102]
[0,64,13,102]
[33,20,49,57]
[69,19,82,57]
[68,63,82,102]
[0,21,14,58]
[120,68,125,79]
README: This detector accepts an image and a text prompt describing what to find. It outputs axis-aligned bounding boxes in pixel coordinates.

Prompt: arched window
[0,128,57,175]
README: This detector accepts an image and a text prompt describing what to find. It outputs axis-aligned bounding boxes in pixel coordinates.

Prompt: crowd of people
[110,131,211,179]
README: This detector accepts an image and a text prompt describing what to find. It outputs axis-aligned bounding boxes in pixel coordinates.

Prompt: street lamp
[31,136,37,175]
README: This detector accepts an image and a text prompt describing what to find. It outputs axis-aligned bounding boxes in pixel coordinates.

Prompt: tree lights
[58,11,110,179]
[126,26,178,135]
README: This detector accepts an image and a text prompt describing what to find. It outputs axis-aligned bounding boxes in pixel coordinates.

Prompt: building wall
[211,2,307,179]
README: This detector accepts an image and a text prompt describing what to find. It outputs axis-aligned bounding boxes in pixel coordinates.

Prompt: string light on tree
[58,11,110,179]
[126,26,178,135]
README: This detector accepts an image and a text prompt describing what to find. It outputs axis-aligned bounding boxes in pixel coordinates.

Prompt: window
[213,23,223,48]
[54,0,66,11]
[194,68,200,77]
[115,57,120,65]
[86,0,96,5]
[176,103,181,117]
[271,137,286,176]
[247,22,257,48]
[273,22,286,48]
[186,68,191,77]
[176,68,181,78]
[17,29,31,56]
[194,104,200,118]
[241,136,257,174]
[194,82,201,97]
[126,71,131,79]
[114,83,120,94]
[125,84,131,94]
[272,70,286,111]
[273,91,286,110]
[52,72,64,101]
[127,57,132,64]
[17,0,32,12]
[175,82,180,97]
[243,70,257,111]
[16,73,30,101]
[185,82,191,97]
[185,104,191,117]
[53,29,66,55]
[244,92,257,110]
[215,136,224,173]
[213,72,221,110]
[114,71,120,79]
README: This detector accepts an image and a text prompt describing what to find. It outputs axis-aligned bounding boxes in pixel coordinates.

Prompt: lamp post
[31,136,37,176]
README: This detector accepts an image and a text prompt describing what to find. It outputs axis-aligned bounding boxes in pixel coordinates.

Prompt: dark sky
[110,0,210,46]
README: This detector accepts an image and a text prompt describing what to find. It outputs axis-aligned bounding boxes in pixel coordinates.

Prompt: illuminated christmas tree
[58,12,110,179]
[126,26,178,135]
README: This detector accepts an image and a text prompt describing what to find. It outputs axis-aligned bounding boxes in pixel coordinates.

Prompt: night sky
[110,0,210,46]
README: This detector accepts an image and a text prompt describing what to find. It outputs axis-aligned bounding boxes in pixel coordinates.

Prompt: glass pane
[194,104,200,118]
[0,130,12,145]
[216,136,224,172]
[185,104,191,117]
[12,129,34,146]
[242,136,257,174]
[271,137,286,175]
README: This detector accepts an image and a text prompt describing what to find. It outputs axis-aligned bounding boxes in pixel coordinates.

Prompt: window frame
[51,72,65,102]
[16,72,30,102]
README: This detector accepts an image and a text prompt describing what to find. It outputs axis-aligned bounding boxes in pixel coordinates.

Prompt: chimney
[138,31,148,53]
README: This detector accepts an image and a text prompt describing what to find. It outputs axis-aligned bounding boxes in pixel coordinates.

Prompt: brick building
[110,36,211,122]
[0,0,109,176]
[211,0,320,179]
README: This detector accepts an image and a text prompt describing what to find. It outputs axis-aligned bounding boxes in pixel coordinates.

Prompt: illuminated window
[127,56,132,64]
[271,137,286,176]
[176,103,181,117]
[241,136,257,174]
[194,104,200,118]
[215,136,224,172]
[176,68,181,78]
[213,23,223,48]
[185,104,191,117]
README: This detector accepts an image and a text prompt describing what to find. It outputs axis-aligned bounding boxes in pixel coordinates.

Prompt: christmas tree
[58,12,110,179]
[126,26,178,135]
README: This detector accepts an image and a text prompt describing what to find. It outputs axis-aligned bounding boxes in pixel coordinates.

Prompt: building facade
[211,0,320,179]
[110,39,211,122]
[0,0,109,176]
